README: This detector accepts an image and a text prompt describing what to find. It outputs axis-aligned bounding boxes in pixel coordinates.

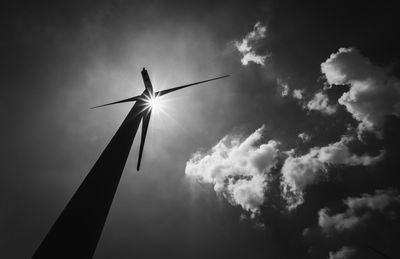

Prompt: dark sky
[1,1,400,258]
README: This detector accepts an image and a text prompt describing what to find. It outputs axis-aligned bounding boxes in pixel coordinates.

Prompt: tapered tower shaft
[34,102,144,258]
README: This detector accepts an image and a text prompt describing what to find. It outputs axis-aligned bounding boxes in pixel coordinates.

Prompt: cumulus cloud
[321,47,400,133]
[280,47,397,209]
[298,132,311,142]
[328,246,356,259]
[234,22,269,66]
[306,91,338,115]
[292,89,304,100]
[185,126,279,214]
[318,189,400,234]
[281,136,384,209]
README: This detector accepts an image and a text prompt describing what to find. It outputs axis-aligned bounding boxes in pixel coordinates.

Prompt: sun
[146,95,164,112]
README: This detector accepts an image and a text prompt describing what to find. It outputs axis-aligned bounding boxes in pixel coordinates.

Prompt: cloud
[298,132,311,142]
[306,91,338,115]
[281,136,384,209]
[321,47,400,133]
[234,22,269,66]
[328,246,356,259]
[292,89,304,100]
[277,78,290,96]
[280,47,396,209]
[318,189,400,234]
[185,126,279,214]
[186,127,383,213]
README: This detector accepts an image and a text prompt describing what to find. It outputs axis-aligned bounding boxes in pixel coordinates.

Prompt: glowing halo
[144,95,164,113]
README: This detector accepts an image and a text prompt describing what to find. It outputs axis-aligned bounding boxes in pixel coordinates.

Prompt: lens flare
[145,95,164,112]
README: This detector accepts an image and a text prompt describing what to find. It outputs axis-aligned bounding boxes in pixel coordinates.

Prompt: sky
[1,1,400,258]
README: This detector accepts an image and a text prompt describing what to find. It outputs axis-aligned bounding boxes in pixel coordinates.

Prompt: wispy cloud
[306,91,337,115]
[281,136,384,209]
[328,246,356,259]
[234,22,269,66]
[298,132,311,142]
[277,78,290,96]
[292,89,304,100]
[318,189,400,234]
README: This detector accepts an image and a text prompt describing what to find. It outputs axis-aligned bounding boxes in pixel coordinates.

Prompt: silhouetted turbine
[33,68,229,258]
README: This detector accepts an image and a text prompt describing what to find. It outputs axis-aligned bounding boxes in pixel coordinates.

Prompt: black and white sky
[1,1,400,258]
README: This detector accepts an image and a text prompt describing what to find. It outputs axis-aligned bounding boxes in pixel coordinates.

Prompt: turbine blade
[90,95,141,109]
[155,75,230,97]
[366,244,392,259]
[137,109,151,171]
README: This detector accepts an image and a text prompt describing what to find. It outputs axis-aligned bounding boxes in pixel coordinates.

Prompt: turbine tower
[33,68,229,258]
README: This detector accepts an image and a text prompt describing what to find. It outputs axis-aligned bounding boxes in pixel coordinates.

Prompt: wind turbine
[33,68,229,258]
[92,68,229,171]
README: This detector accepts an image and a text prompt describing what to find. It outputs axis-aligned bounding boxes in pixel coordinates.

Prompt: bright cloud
[292,89,304,100]
[298,132,311,142]
[306,91,338,115]
[318,189,400,234]
[185,126,279,214]
[281,136,384,209]
[328,246,356,259]
[277,78,290,96]
[321,47,400,133]
[234,22,268,66]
